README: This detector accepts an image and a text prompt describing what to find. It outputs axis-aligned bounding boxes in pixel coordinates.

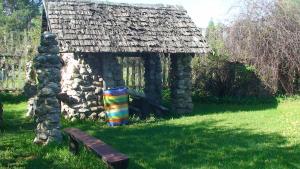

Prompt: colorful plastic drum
[103,87,129,126]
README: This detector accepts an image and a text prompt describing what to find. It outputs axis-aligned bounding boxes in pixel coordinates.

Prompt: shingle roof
[44,0,209,54]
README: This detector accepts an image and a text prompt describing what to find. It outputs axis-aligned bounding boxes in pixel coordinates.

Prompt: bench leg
[109,159,129,169]
[69,135,79,155]
[140,101,150,120]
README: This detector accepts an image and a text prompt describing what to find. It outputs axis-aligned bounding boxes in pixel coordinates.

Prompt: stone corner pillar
[33,32,62,145]
[170,53,193,114]
[143,53,162,104]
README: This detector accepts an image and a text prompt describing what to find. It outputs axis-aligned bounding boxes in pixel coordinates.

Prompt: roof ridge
[46,0,186,11]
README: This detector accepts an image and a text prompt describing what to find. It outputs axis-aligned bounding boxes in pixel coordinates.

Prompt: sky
[106,0,241,28]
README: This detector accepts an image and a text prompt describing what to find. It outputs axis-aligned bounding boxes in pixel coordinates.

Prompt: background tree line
[0,0,42,58]
[0,0,41,90]
[192,0,300,98]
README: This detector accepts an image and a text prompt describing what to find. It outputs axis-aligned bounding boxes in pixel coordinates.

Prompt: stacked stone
[33,32,62,145]
[27,97,37,117]
[61,53,102,121]
[60,54,124,121]
[170,54,193,114]
[143,54,162,104]
[102,56,125,88]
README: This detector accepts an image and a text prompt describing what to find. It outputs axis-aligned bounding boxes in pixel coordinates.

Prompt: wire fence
[118,54,171,90]
[0,31,32,91]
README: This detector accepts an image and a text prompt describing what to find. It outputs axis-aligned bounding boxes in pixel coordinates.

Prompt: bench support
[64,128,129,169]
[69,135,79,155]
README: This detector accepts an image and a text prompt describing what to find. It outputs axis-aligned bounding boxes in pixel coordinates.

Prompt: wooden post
[120,57,124,85]
[69,135,79,155]
[138,59,142,89]
[160,54,169,87]
[131,59,136,89]
[166,54,170,87]
[126,57,129,86]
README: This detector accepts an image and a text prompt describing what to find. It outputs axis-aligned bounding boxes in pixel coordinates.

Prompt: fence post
[126,57,129,86]
[138,59,142,89]
[131,59,136,88]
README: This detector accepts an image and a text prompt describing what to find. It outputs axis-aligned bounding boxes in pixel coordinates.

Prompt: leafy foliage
[192,57,271,98]
[0,0,42,90]
[225,0,300,94]
[206,20,227,58]
[0,0,41,32]
[0,0,42,58]
[192,20,271,98]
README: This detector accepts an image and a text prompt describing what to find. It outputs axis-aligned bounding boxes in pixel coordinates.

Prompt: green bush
[192,55,272,99]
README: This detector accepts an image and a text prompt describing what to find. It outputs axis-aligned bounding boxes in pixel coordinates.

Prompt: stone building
[41,0,209,121]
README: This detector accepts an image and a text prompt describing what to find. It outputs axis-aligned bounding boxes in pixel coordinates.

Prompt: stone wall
[170,54,193,114]
[143,53,162,104]
[33,32,62,144]
[60,53,124,121]
[102,55,125,88]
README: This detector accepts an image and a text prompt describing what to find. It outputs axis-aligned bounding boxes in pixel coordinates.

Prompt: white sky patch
[104,0,240,28]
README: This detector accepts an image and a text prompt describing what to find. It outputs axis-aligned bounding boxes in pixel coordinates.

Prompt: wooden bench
[128,89,169,119]
[64,128,129,169]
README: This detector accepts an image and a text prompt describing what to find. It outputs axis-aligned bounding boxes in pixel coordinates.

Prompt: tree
[0,0,42,58]
[225,0,300,94]
[0,0,42,90]
[0,0,41,32]
[206,20,227,59]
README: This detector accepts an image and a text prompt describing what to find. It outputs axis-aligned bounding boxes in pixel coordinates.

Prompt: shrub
[192,55,272,99]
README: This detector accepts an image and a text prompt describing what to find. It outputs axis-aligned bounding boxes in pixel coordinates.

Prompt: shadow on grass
[1,103,33,133]
[0,92,27,104]
[0,132,106,169]
[160,94,279,120]
[191,96,279,114]
[23,140,107,169]
[1,107,299,168]
[2,93,297,169]
[1,111,107,169]
[162,85,279,114]
[191,102,278,116]
[65,120,300,169]
[161,100,279,120]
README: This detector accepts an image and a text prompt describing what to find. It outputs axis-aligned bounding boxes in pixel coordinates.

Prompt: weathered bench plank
[64,128,129,169]
[128,89,169,119]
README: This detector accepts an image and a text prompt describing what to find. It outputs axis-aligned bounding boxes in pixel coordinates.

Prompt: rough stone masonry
[60,53,124,121]
[170,54,193,114]
[33,32,62,145]
[143,53,162,104]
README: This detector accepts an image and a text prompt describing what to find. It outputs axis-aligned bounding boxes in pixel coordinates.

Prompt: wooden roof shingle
[44,0,210,54]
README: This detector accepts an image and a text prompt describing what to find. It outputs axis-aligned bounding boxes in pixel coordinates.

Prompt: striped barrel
[103,87,129,126]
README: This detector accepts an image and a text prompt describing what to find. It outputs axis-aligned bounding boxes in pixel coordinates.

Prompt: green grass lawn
[1,97,300,169]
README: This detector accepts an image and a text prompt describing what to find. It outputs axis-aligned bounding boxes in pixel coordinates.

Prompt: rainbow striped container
[103,87,129,126]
